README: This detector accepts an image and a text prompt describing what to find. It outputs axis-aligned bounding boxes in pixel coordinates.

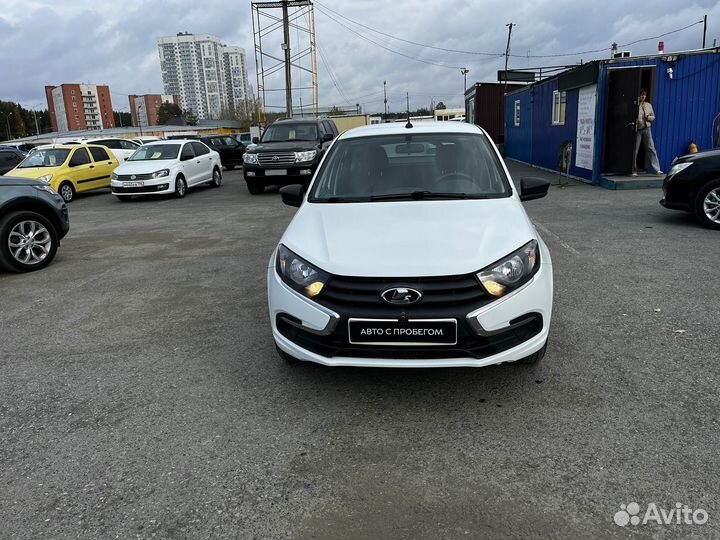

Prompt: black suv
[242,118,338,194]
[0,147,27,175]
[0,176,69,272]
[200,135,245,170]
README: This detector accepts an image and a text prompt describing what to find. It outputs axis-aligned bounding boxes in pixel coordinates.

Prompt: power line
[314,5,466,71]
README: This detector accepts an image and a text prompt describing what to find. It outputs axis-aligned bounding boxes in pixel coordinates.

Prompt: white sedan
[110,140,222,201]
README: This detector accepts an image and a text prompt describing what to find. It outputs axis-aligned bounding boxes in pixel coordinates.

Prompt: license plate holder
[123,181,144,187]
[265,169,287,176]
[348,318,457,346]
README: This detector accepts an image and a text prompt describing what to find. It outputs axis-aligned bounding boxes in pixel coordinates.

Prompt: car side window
[180,144,195,160]
[88,146,111,162]
[319,122,328,137]
[329,121,339,136]
[96,139,118,149]
[0,151,12,162]
[120,140,139,150]
[191,142,210,156]
[70,147,91,166]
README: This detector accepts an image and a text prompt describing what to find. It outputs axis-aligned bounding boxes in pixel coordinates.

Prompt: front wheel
[695,179,720,230]
[0,211,59,273]
[174,176,187,198]
[246,180,264,195]
[58,181,74,203]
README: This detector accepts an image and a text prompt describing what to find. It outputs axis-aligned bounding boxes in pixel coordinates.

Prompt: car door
[191,142,213,183]
[86,146,116,188]
[66,147,97,192]
[179,143,198,184]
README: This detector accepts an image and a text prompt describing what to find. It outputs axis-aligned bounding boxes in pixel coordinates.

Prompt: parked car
[110,140,222,201]
[200,135,245,170]
[74,138,140,163]
[7,144,119,202]
[0,147,27,175]
[242,118,339,194]
[1,142,38,153]
[268,122,553,368]
[131,136,163,146]
[0,175,69,272]
[231,132,253,147]
[661,148,720,230]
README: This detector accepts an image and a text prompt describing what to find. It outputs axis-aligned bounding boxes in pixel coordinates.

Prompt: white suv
[268,122,553,368]
[110,140,222,201]
[67,137,140,162]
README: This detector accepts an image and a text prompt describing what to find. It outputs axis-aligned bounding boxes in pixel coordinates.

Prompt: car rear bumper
[267,251,553,368]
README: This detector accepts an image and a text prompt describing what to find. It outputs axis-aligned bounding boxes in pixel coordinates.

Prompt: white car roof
[340,121,486,140]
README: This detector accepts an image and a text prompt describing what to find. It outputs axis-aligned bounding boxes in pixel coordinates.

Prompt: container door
[602,68,641,174]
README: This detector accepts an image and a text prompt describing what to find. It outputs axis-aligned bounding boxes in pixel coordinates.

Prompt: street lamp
[137,104,143,137]
[0,111,13,141]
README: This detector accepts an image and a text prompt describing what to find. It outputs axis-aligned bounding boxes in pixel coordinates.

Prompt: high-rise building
[45,84,115,133]
[128,94,180,127]
[157,33,251,120]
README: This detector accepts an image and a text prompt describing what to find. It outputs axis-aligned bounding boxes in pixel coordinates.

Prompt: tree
[0,100,52,139]
[436,102,447,110]
[183,108,198,126]
[157,103,183,125]
[113,111,132,128]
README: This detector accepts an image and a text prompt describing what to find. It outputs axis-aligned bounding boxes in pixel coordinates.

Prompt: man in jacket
[632,89,663,176]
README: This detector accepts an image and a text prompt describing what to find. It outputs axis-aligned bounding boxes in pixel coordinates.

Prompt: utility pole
[703,14,707,48]
[138,104,143,137]
[281,0,293,117]
[299,96,304,117]
[1,111,14,140]
[33,110,40,136]
[504,23,515,94]
[383,80,387,120]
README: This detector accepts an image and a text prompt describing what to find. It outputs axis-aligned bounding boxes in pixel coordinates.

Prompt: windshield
[308,133,510,202]
[128,144,180,161]
[18,148,70,168]
[261,123,319,143]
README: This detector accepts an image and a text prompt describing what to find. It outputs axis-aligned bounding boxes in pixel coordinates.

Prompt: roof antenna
[405,91,413,129]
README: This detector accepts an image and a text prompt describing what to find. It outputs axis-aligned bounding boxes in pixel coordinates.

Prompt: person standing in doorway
[632,89,663,176]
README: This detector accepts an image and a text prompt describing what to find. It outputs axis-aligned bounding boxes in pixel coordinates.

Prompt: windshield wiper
[369,191,481,201]
[322,196,369,203]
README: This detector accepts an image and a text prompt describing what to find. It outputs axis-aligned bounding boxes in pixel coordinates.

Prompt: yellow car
[7,144,119,202]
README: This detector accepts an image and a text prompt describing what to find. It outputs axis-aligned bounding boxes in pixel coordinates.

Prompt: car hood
[4,167,60,179]
[250,141,319,153]
[115,160,177,174]
[0,175,43,187]
[280,197,538,277]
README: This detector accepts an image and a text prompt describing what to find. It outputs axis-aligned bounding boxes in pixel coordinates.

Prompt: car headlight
[667,162,693,177]
[33,185,57,194]
[476,240,539,298]
[152,169,169,179]
[38,174,53,184]
[243,153,259,164]
[111,172,118,180]
[276,244,329,298]
[295,150,317,163]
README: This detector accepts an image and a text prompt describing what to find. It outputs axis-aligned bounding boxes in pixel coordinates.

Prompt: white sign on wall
[576,85,597,170]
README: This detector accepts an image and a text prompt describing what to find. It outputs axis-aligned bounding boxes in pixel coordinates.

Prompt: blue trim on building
[505,50,720,189]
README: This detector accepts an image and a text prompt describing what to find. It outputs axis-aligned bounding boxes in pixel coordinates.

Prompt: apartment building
[158,33,251,120]
[45,84,115,133]
[128,94,180,127]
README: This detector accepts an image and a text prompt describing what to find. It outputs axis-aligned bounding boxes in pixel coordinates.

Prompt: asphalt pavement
[1,163,718,539]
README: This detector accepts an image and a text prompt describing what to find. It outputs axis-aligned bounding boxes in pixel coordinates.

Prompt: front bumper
[267,251,553,368]
[111,179,172,196]
[243,162,317,183]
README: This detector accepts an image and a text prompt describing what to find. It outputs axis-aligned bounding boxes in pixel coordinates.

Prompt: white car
[267,122,553,368]
[110,140,222,201]
[131,136,163,146]
[65,137,140,163]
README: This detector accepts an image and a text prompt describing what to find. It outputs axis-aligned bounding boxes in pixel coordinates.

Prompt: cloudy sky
[1,0,718,114]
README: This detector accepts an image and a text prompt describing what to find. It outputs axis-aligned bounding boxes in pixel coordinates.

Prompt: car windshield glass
[308,133,510,202]
[17,148,70,168]
[128,144,180,161]
[261,123,318,142]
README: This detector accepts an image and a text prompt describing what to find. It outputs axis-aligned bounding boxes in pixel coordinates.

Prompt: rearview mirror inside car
[519,177,550,201]
[280,184,304,208]
[322,133,334,142]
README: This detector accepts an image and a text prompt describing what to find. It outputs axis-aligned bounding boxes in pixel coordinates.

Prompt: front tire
[694,179,720,230]
[0,211,59,273]
[210,168,222,188]
[515,340,547,365]
[58,181,74,203]
[174,176,187,198]
[246,179,264,194]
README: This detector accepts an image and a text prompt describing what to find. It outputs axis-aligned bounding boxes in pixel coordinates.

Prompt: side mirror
[181,154,193,161]
[280,184,304,207]
[252,137,260,144]
[519,177,550,201]
[322,133,334,142]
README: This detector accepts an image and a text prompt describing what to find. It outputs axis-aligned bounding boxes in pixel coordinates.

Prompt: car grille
[315,273,491,317]
[257,152,295,167]
[115,173,155,181]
